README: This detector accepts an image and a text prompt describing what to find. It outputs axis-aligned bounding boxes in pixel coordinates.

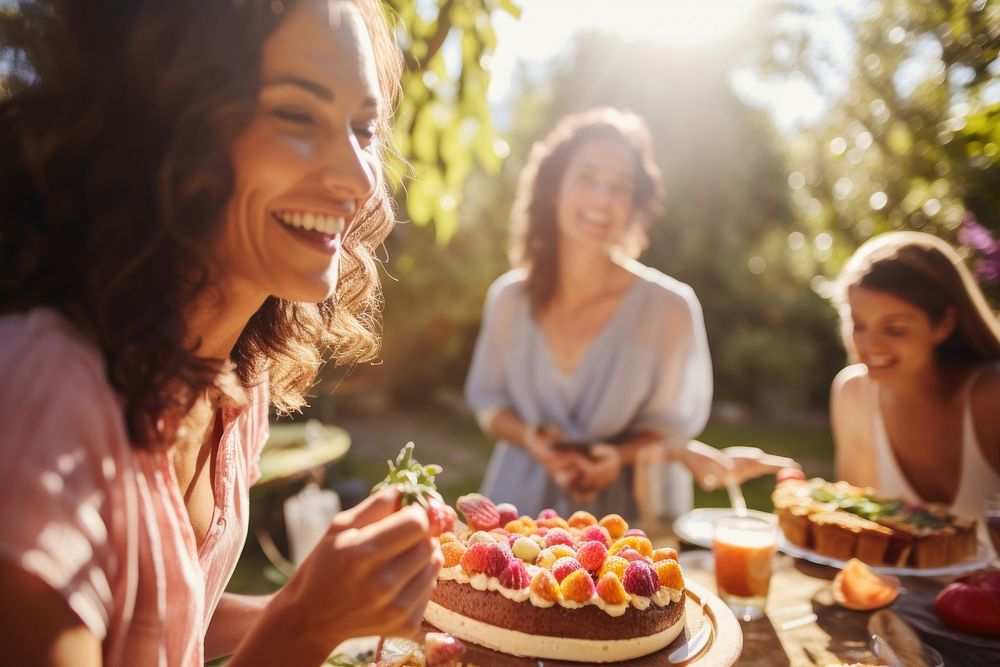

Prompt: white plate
[672,507,776,548]
[777,537,995,577]
[673,508,995,577]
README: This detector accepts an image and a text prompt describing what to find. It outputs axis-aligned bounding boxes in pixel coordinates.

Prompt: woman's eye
[271,108,314,125]
[885,326,908,337]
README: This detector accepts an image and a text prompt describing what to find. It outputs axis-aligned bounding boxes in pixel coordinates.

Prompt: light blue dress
[465,260,713,522]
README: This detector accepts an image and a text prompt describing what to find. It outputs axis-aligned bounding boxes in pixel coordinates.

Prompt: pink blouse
[0,309,269,666]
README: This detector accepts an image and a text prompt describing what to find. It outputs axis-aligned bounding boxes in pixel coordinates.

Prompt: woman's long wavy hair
[0,0,403,447]
[508,107,664,312]
[833,231,1000,364]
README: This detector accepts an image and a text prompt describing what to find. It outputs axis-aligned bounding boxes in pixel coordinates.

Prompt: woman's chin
[273,278,338,305]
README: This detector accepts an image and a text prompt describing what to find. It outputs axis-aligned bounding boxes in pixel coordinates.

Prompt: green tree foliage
[758,0,999,284]
[381,0,520,242]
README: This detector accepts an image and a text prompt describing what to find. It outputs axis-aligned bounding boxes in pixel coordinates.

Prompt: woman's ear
[933,305,957,344]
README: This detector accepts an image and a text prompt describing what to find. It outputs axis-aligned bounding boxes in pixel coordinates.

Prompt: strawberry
[426,500,457,537]
[460,542,492,574]
[653,559,684,590]
[424,632,466,667]
[575,541,608,573]
[496,502,519,527]
[438,532,458,545]
[578,525,612,548]
[560,568,597,602]
[596,571,630,605]
[568,510,598,528]
[599,513,629,539]
[530,569,562,603]
[599,555,630,580]
[623,560,659,597]
[371,442,455,537]
[552,556,584,583]
[537,508,559,521]
[460,541,510,576]
[441,541,467,568]
[623,528,648,539]
[485,541,515,577]
[457,493,502,531]
[498,558,531,590]
[544,528,574,548]
[651,547,679,563]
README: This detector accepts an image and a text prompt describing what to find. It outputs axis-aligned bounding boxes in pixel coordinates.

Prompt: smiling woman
[0,1,446,667]
[829,232,1000,554]
[463,108,784,525]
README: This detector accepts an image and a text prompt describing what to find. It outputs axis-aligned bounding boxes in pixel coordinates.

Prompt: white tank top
[872,365,1000,553]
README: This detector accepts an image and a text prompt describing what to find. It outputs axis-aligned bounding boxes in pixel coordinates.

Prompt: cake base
[424,599,686,663]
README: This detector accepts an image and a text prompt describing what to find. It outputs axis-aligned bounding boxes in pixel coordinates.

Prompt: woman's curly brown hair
[508,107,664,312]
[0,0,403,447]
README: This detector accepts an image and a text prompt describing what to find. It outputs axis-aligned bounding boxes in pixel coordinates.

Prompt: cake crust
[430,580,685,641]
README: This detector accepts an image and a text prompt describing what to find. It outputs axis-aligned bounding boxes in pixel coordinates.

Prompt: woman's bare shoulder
[832,364,871,403]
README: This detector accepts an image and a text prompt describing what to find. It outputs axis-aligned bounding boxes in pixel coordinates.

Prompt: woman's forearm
[486,408,535,449]
[204,592,274,661]
[226,587,332,667]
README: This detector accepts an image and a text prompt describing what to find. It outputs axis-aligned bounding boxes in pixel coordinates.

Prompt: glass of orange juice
[713,513,777,621]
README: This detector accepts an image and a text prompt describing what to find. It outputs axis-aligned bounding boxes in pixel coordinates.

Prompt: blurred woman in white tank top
[829,232,1000,553]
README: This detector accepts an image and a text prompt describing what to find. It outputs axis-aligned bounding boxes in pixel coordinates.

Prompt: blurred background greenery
[341,0,999,422]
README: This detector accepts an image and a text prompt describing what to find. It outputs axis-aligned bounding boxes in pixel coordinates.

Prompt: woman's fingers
[383,558,442,636]
[333,486,400,530]
[365,535,438,608]
[341,504,430,563]
[721,446,802,483]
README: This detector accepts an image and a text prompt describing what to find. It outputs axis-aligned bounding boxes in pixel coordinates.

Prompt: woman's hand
[260,487,443,655]
[525,424,586,490]
[671,440,736,491]
[568,444,622,503]
[721,446,800,485]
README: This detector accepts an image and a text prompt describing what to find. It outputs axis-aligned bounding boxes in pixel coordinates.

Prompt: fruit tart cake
[772,477,978,568]
[424,494,686,663]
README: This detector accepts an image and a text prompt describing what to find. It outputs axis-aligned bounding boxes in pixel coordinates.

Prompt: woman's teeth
[274,211,345,236]
[580,210,608,227]
[866,356,894,369]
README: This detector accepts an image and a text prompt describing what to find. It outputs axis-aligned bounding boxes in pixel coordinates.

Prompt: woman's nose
[320,136,377,207]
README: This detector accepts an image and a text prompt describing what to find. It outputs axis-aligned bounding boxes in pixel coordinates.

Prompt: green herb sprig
[372,441,443,509]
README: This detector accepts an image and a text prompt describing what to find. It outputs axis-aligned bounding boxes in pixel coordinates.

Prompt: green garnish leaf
[372,441,442,507]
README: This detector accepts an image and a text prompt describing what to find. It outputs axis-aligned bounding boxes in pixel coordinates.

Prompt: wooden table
[679,548,1000,666]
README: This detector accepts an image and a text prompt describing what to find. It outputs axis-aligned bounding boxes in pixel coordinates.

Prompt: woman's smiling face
[847,286,954,382]
[554,137,637,251]
[215,0,382,305]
